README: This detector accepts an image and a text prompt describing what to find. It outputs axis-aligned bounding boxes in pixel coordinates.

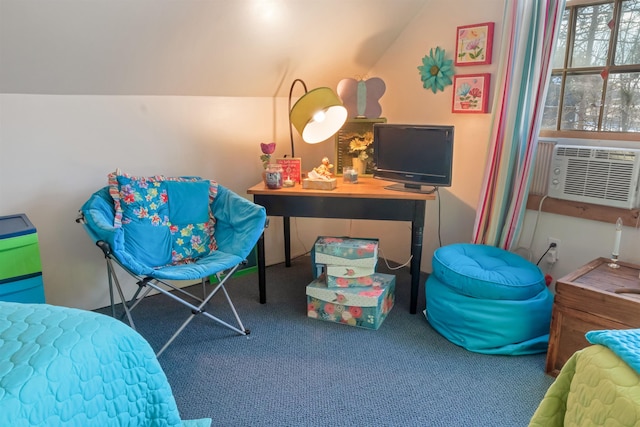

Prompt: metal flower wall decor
[418,47,454,93]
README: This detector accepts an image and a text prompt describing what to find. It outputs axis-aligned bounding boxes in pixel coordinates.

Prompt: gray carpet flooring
[105,256,553,426]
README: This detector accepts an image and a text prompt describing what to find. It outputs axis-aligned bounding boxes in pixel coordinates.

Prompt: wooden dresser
[545,257,640,377]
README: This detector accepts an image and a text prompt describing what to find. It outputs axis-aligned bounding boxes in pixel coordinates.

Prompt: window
[541,0,640,134]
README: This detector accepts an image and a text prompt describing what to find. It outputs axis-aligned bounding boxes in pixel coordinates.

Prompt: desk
[247,178,435,314]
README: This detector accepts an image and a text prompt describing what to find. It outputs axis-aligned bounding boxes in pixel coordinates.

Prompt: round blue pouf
[425,243,553,355]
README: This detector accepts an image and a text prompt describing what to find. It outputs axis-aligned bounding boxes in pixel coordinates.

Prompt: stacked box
[326,265,377,288]
[0,213,46,303]
[311,236,378,287]
[306,273,395,330]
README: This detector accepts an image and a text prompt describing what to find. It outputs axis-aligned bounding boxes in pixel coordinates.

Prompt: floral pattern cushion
[108,169,218,267]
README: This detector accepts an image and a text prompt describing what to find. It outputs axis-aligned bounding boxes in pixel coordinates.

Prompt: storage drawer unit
[0,213,45,303]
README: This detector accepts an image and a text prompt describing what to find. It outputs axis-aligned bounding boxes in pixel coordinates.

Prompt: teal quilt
[0,301,211,427]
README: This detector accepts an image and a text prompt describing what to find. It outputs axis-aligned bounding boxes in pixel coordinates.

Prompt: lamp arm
[288,78,308,158]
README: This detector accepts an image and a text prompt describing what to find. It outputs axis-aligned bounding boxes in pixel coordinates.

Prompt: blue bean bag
[425,243,553,355]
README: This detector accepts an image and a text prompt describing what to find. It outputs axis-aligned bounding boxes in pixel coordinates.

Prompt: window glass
[615,0,640,65]
[543,74,563,129]
[561,73,604,130]
[552,9,571,69]
[571,3,614,68]
[542,0,640,134]
[602,72,640,131]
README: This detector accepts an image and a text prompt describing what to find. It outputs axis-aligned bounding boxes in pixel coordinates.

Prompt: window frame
[542,0,640,138]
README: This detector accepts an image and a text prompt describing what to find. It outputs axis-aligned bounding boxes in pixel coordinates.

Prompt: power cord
[378,247,413,270]
[536,241,557,266]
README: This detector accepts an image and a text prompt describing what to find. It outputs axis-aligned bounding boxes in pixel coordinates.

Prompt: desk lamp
[288,78,348,158]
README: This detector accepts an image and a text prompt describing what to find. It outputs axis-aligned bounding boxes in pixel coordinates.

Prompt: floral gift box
[312,236,379,270]
[306,273,395,330]
[326,265,377,288]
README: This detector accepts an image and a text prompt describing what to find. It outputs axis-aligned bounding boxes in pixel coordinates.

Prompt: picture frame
[455,22,494,66]
[334,118,386,176]
[452,74,491,114]
[275,157,302,183]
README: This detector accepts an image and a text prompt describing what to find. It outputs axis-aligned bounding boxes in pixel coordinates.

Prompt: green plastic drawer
[0,232,42,281]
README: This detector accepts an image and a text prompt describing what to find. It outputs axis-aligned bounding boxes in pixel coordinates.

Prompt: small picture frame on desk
[275,158,302,184]
[335,118,386,176]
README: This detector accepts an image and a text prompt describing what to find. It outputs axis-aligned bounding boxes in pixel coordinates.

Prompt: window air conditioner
[548,145,640,209]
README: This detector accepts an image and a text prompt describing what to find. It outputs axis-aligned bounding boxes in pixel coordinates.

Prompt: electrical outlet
[547,237,560,261]
[546,248,558,264]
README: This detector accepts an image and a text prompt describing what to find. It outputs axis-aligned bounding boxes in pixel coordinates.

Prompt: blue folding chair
[77,173,266,356]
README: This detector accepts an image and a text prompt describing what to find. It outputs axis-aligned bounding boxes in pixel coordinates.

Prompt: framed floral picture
[452,74,490,114]
[455,22,494,66]
[335,118,386,176]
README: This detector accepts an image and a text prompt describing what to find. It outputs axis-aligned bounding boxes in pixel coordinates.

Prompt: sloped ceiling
[0,0,428,97]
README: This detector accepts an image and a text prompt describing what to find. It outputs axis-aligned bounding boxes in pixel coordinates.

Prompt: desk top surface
[247,177,436,201]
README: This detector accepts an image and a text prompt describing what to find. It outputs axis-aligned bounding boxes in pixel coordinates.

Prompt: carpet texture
[101,256,553,426]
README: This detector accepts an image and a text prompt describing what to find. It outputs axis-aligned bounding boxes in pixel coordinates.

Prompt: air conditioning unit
[548,145,640,209]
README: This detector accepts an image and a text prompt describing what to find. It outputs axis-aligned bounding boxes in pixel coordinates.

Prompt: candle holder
[608,217,623,269]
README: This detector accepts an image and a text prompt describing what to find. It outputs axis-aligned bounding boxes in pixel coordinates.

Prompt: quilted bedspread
[0,301,211,427]
[529,329,640,427]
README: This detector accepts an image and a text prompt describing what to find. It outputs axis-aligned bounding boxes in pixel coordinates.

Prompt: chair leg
[104,257,249,357]
[105,257,136,330]
[154,281,248,357]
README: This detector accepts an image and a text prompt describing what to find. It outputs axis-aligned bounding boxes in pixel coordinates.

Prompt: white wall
[0,94,297,308]
[367,0,640,285]
[367,0,505,270]
[520,208,640,289]
[9,0,614,310]
[0,1,504,310]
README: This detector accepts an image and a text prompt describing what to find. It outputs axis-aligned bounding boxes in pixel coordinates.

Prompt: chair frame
[92,240,250,357]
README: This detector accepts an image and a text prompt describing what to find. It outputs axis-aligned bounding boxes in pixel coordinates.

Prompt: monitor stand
[384,183,437,194]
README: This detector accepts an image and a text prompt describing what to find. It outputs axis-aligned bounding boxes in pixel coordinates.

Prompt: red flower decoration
[469,88,482,98]
[324,303,335,314]
[357,276,374,286]
[348,306,363,318]
[260,142,276,155]
[336,277,350,287]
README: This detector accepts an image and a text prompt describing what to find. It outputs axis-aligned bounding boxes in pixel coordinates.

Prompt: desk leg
[410,224,423,314]
[284,216,291,267]
[410,201,426,314]
[257,232,266,304]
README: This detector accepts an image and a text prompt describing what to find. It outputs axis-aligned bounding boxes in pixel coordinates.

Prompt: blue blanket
[587,328,640,374]
[0,301,211,427]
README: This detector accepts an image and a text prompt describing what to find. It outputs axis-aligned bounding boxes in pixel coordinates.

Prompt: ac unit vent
[548,145,640,209]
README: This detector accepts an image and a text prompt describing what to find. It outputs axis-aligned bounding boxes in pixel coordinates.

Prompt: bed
[0,301,211,427]
[529,328,640,426]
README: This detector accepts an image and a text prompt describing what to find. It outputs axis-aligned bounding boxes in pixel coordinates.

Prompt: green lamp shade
[290,87,348,144]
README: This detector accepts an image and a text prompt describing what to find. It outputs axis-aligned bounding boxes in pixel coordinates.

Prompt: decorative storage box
[545,257,640,377]
[306,273,395,330]
[326,265,377,288]
[311,236,379,278]
[0,213,45,303]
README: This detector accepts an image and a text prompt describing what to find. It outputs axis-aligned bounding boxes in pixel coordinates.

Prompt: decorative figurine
[308,157,334,180]
[304,156,338,190]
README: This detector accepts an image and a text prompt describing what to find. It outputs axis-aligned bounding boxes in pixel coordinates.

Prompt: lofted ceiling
[0,0,429,97]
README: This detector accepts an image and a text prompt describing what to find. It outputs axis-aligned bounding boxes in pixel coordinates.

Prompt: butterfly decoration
[337,77,386,119]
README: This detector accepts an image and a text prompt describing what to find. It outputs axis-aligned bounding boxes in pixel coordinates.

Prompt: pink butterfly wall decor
[337,77,386,119]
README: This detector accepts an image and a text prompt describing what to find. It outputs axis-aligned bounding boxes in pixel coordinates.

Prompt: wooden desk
[247,177,436,314]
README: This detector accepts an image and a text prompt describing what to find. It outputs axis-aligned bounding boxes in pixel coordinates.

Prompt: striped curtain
[472,0,565,249]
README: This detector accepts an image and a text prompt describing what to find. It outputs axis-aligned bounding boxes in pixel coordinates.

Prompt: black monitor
[372,124,454,194]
